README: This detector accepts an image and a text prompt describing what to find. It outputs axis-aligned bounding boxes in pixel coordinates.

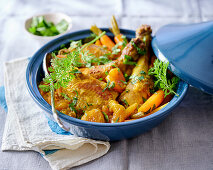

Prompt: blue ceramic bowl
[26,28,188,141]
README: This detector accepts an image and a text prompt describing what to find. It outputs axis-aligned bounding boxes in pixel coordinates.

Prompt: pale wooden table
[0,0,213,169]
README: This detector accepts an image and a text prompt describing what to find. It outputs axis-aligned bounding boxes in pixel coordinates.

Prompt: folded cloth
[1,57,110,170]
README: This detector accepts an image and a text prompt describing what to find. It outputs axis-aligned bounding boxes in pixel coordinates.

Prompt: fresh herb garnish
[122,99,129,106]
[69,90,78,113]
[70,68,82,74]
[96,55,112,65]
[102,112,109,122]
[125,89,130,93]
[120,80,127,84]
[138,76,144,81]
[39,53,77,91]
[86,103,93,107]
[112,42,122,54]
[121,35,128,48]
[142,97,147,103]
[130,74,144,84]
[152,104,156,110]
[148,59,179,97]
[140,71,146,75]
[103,81,110,92]
[39,32,106,92]
[115,117,119,123]
[28,16,68,36]
[123,55,137,65]
[83,33,97,43]
[144,108,151,115]
[143,104,156,115]
[131,40,146,55]
[108,81,115,89]
[124,73,130,81]
[103,81,115,92]
[61,93,71,101]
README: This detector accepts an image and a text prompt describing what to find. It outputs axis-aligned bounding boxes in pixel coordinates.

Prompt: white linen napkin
[1,57,110,170]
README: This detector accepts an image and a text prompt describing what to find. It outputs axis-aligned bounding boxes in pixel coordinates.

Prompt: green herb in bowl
[28,16,69,36]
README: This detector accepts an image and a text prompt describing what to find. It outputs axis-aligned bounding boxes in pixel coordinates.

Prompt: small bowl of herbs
[25,13,72,44]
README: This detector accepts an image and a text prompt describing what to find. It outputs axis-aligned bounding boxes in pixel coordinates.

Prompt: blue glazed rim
[26,28,189,128]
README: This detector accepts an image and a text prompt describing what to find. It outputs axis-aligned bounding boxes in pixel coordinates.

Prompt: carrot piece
[95,39,102,46]
[138,90,165,113]
[90,24,115,50]
[106,68,126,93]
[114,34,124,44]
[125,103,138,117]
[100,35,115,50]
[149,103,168,114]
[110,15,127,47]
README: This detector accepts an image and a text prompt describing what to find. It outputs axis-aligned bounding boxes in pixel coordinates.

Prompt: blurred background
[0,0,213,169]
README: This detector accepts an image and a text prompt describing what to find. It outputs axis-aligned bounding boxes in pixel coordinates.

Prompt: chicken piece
[61,74,118,113]
[79,37,145,80]
[119,25,153,107]
[136,24,152,44]
[57,44,117,66]
[39,87,77,118]
[82,44,117,61]
[119,55,153,106]
[81,109,105,123]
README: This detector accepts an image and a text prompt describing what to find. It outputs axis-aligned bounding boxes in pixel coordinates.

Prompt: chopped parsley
[120,80,127,84]
[142,97,147,103]
[130,74,144,84]
[121,35,128,48]
[115,117,119,123]
[83,33,97,43]
[123,55,137,65]
[144,104,156,115]
[97,55,112,65]
[112,42,122,54]
[103,81,115,92]
[122,99,129,106]
[102,81,110,92]
[140,71,146,75]
[129,70,146,84]
[86,103,93,107]
[102,112,109,122]
[108,81,115,89]
[124,73,130,81]
[61,93,71,101]
[131,40,146,55]
[125,89,130,93]
[69,90,78,113]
